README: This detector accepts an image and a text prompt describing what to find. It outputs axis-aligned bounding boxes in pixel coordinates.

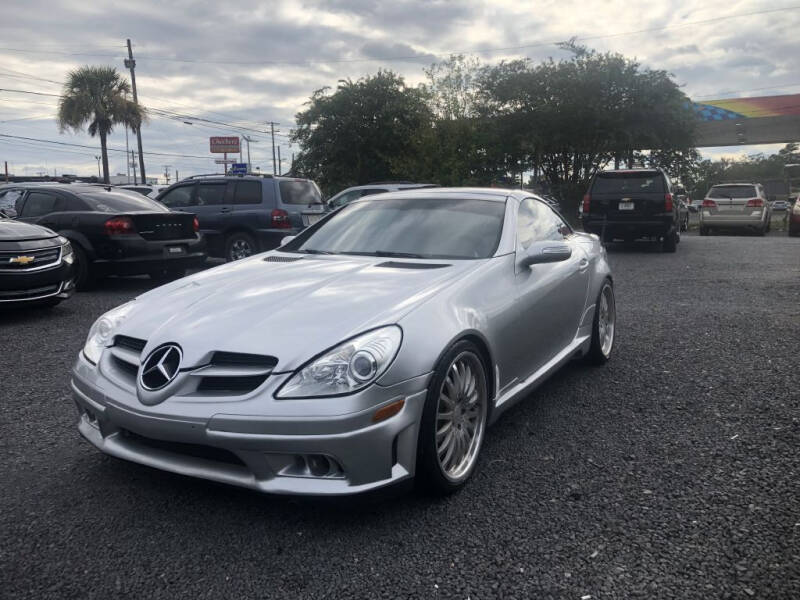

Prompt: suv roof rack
[183,173,274,181]
[365,181,418,185]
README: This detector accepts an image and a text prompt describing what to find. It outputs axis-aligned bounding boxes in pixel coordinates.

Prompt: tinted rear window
[708,185,756,199]
[592,172,665,194]
[279,180,322,205]
[77,191,168,212]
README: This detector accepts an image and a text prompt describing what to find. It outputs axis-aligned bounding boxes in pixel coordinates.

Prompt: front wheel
[417,341,489,495]
[585,280,616,365]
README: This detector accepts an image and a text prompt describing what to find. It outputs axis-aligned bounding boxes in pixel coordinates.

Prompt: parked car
[678,198,690,231]
[699,183,772,236]
[327,182,437,209]
[0,183,205,289]
[689,198,704,213]
[581,168,680,252]
[119,184,168,199]
[156,174,325,261]
[789,195,800,237]
[771,199,790,211]
[71,188,615,496]
[0,213,75,308]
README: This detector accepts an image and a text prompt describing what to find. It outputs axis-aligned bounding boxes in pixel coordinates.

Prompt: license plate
[166,246,185,255]
[619,201,634,210]
[302,213,323,226]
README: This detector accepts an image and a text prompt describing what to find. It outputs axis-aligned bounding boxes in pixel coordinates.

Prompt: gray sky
[1,0,799,181]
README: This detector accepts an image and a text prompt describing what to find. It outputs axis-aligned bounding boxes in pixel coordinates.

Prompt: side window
[517,199,566,250]
[20,192,57,218]
[196,183,226,206]
[159,185,194,209]
[331,190,361,207]
[54,194,87,212]
[0,189,22,212]
[234,181,263,205]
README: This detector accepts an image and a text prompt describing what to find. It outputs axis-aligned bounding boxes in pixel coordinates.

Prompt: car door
[194,180,233,232]
[512,198,590,378]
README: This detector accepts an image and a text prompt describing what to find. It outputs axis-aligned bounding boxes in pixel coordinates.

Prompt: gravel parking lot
[2,234,798,599]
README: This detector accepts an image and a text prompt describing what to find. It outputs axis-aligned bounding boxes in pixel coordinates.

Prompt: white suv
[327,182,437,209]
[699,183,772,236]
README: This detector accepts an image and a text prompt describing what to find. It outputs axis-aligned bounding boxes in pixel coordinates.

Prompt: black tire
[681,215,689,232]
[417,340,489,496]
[225,232,258,262]
[699,226,709,236]
[72,244,95,291]
[662,229,678,253]
[149,268,186,283]
[584,279,616,365]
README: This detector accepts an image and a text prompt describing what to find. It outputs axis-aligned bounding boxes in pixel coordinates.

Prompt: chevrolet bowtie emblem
[10,255,35,265]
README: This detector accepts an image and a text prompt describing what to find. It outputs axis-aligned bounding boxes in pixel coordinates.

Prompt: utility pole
[131,150,138,185]
[267,121,279,174]
[277,146,282,176]
[124,118,131,183]
[175,169,179,182]
[4,161,8,183]
[241,135,257,172]
[125,39,146,183]
[163,165,171,184]
[94,155,101,179]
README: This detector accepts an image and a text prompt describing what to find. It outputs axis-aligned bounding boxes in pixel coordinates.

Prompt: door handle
[220,207,232,213]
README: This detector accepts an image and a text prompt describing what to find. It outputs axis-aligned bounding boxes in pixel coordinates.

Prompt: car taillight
[192,216,199,232]
[582,194,591,214]
[271,208,291,229]
[702,199,717,208]
[745,198,764,207]
[104,216,135,235]
[664,193,673,212]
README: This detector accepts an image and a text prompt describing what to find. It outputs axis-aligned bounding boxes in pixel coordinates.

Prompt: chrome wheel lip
[230,239,253,261]
[435,351,487,482]
[598,284,615,357]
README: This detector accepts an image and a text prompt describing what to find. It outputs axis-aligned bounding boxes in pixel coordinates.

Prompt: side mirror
[0,208,17,218]
[519,241,572,268]
[280,235,296,246]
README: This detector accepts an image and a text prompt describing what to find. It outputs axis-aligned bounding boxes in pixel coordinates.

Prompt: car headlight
[58,236,74,265]
[276,326,402,398]
[83,302,136,365]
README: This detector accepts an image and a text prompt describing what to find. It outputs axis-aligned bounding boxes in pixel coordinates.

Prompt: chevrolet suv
[156,174,324,261]
[581,168,680,252]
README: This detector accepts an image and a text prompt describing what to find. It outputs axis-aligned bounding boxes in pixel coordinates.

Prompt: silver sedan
[72,188,615,496]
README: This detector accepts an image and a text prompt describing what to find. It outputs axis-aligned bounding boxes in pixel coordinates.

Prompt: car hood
[0,219,57,242]
[117,253,483,370]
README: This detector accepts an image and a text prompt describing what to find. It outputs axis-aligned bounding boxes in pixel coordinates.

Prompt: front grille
[194,351,277,395]
[120,429,245,466]
[114,335,147,353]
[210,351,278,368]
[197,374,270,392]
[0,246,61,271]
[111,355,139,377]
[0,283,60,301]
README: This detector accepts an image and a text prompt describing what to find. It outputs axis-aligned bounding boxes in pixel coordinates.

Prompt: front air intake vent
[114,335,147,353]
[263,256,303,263]
[210,351,278,368]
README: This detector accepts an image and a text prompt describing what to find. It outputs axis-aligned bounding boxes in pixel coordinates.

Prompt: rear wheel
[225,232,257,262]
[585,280,616,365]
[417,341,488,495]
[662,229,678,253]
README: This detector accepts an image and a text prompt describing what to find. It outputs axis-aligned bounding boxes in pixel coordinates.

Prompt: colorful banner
[691,94,800,121]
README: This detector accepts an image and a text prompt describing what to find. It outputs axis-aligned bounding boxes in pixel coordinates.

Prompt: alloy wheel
[598,284,616,357]
[435,352,487,482]
[230,239,253,261]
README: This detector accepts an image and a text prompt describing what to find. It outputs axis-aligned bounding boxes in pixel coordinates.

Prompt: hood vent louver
[263,255,304,263]
[375,261,451,270]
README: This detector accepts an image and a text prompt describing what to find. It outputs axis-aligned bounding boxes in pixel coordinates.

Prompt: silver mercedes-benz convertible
[71,188,615,496]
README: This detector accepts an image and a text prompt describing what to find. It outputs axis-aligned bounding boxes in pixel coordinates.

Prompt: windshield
[77,191,169,212]
[708,185,756,199]
[283,197,506,259]
[279,180,322,205]
[592,172,664,194]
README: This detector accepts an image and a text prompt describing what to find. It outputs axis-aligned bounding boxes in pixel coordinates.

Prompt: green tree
[57,66,145,184]
[291,71,432,195]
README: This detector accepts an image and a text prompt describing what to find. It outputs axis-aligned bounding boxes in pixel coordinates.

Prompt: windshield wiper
[298,248,335,255]
[345,250,426,259]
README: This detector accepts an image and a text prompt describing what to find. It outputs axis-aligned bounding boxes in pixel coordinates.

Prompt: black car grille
[120,429,246,466]
[0,246,60,271]
[194,351,277,395]
[114,335,147,353]
[0,283,60,301]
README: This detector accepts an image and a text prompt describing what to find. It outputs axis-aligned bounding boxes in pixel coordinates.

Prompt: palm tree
[57,66,146,183]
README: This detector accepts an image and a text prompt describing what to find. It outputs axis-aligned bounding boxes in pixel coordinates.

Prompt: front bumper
[72,353,429,495]
[0,258,75,304]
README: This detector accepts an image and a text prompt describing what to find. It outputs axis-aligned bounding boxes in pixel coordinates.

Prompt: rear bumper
[93,235,206,275]
[0,260,75,304]
[700,211,766,227]
[582,219,673,239]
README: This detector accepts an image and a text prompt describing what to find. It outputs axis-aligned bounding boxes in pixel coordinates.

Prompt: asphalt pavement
[1,232,799,599]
